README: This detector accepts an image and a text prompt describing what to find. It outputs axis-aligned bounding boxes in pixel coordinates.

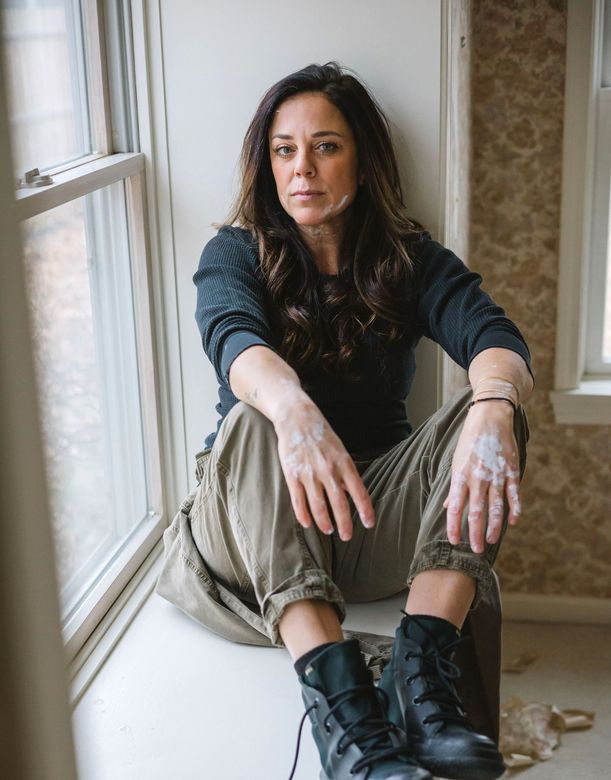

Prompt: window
[551,0,611,423]
[585,0,611,372]
[3,0,164,660]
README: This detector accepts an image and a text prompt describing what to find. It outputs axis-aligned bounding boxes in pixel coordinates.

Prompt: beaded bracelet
[467,396,517,414]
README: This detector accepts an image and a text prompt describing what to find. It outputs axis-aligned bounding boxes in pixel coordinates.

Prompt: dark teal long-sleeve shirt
[193,225,533,455]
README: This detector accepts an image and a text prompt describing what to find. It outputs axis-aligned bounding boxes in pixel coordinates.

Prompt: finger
[320,471,355,541]
[305,480,335,536]
[486,480,505,545]
[285,479,313,529]
[505,475,522,526]
[341,460,376,531]
[446,473,468,545]
[467,478,488,554]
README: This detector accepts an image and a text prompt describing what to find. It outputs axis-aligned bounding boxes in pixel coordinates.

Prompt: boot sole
[320,766,432,780]
[419,755,505,780]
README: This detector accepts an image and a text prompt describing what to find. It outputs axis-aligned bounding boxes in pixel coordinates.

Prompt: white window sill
[69,541,164,706]
[550,378,611,424]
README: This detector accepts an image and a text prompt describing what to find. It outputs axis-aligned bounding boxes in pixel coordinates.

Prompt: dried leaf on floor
[500,697,561,760]
[500,696,595,771]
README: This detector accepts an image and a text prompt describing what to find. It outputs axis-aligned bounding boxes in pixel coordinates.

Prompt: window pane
[2,0,92,174]
[21,182,149,619]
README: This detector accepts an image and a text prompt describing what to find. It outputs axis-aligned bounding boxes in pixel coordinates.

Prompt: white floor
[72,590,611,780]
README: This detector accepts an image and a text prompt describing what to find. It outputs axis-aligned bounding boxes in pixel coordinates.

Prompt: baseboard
[501,592,611,625]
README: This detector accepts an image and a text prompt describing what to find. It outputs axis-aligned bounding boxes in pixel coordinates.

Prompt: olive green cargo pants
[156,384,529,740]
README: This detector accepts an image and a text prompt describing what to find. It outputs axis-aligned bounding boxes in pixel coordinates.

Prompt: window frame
[551,0,611,424]
[9,0,178,665]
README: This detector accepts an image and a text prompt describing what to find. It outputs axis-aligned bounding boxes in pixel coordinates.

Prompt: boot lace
[287,683,416,780]
[400,610,473,731]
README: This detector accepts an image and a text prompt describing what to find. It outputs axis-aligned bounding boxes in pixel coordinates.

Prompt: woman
[156,61,534,780]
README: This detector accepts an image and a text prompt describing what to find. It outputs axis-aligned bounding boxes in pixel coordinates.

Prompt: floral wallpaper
[469,0,611,597]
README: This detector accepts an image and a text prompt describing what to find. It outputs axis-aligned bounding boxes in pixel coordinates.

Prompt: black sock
[294,641,338,677]
[400,612,461,649]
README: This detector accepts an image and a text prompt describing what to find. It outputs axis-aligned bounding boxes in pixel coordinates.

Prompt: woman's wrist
[472,376,519,407]
[467,397,516,415]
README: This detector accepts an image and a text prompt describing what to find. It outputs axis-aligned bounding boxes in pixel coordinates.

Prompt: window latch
[16,167,54,189]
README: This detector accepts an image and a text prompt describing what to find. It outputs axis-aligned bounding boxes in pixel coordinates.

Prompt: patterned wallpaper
[469,0,611,598]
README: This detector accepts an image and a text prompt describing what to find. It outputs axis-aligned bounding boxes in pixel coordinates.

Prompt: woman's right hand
[273,399,376,541]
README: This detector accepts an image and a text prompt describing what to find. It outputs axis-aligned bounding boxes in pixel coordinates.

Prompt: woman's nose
[294,149,315,177]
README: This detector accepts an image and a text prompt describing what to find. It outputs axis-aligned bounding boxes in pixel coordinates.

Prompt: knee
[216,400,277,457]
[227,400,275,432]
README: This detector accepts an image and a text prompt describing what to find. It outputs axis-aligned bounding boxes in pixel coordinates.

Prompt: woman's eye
[318,142,337,152]
[275,145,293,156]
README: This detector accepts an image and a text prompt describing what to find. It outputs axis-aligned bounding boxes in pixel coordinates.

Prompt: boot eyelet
[405,675,416,685]
[314,697,320,708]
[412,696,422,706]
[404,652,414,661]
[323,720,331,734]
[336,747,344,756]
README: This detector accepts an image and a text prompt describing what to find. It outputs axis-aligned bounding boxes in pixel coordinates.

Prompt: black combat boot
[287,638,432,780]
[377,612,505,780]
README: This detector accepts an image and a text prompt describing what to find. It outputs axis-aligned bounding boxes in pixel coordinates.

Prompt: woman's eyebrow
[270,130,344,140]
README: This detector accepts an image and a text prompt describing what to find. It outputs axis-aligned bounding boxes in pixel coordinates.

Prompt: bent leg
[331,384,530,740]
[332,385,529,603]
[190,400,346,648]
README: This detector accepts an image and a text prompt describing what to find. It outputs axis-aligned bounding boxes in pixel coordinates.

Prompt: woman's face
[268,91,360,235]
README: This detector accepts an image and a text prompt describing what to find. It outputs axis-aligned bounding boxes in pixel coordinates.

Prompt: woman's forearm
[228,344,314,425]
[467,347,534,406]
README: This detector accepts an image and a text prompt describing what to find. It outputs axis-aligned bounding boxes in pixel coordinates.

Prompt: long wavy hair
[223,61,427,385]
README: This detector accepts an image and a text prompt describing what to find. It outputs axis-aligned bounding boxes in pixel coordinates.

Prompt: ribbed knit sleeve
[193,226,279,386]
[414,233,534,382]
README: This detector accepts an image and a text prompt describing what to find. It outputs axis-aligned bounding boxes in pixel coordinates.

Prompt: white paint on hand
[283,451,314,481]
[507,482,522,514]
[471,429,508,488]
[282,415,326,481]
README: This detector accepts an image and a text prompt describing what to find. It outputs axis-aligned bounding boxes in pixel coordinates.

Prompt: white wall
[156,0,444,484]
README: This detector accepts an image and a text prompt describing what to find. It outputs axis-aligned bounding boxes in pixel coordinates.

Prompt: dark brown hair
[223,61,427,385]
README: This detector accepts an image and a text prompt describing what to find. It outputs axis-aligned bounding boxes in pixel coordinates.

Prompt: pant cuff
[406,540,493,610]
[261,569,346,648]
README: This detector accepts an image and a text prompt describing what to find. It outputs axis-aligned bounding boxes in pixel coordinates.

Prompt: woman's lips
[292,192,323,201]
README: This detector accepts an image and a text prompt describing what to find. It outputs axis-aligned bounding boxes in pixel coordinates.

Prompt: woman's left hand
[443,401,521,554]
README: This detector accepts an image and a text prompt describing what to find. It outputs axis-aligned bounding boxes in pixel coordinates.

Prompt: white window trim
[68,0,189,678]
[129,0,189,513]
[551,0,611,424]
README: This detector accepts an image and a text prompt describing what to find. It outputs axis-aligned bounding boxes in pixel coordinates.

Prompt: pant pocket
[190,486,254,599]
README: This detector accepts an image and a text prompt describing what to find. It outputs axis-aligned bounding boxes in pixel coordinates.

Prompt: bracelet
[467,396,517,414]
